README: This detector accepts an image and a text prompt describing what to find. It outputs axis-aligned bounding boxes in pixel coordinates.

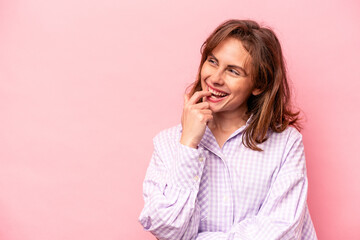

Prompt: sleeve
[195,130,309,240]
[138,132,206,240]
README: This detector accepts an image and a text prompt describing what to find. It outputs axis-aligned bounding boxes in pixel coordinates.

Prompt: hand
[180,90,213,148]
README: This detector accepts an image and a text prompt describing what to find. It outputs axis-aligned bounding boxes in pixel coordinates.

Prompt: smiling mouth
[208,86,229,100]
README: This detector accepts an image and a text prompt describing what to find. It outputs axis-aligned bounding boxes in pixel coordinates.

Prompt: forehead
[211,37,251,69]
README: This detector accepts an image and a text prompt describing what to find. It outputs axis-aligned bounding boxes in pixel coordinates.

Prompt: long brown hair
[189,19,301,151]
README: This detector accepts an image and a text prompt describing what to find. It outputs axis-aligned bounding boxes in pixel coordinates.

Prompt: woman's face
[200,37,260,115]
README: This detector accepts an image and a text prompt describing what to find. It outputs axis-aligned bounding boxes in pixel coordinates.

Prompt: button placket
[194,148,206,185]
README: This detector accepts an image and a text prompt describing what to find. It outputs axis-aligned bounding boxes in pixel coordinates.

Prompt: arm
[139,90,212,239]
[139,133,206,240]
[196,130,309,240]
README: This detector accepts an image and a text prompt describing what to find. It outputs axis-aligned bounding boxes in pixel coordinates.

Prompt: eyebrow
[208,53,248,75]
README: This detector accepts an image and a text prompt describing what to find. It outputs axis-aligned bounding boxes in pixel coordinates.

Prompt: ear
[252,88,263,96]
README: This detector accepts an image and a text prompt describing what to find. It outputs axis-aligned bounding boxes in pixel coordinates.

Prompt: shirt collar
[199,114,254,151]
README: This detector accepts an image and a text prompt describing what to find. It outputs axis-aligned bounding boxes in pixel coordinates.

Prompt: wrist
[180,137,198,149]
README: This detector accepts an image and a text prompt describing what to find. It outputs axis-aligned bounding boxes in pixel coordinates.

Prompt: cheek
[228,83,252,98]
[200,68,207,87]
[200,66,212,84]
[199,71,205,82]
[200,64,212,77]
[200,79,206,91]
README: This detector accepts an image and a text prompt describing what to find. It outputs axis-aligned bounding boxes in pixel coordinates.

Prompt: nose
[208,68,225,86]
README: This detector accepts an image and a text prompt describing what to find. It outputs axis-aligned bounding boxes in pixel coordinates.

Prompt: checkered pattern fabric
[139,122,317,240]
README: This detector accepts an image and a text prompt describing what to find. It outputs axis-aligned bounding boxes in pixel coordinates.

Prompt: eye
[228,68,240,76]
[207,57,217,65]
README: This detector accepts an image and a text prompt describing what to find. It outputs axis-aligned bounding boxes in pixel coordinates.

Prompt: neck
[208,107,250,133]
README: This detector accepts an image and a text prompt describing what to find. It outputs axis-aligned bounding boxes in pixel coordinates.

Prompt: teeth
[208,87,227,97]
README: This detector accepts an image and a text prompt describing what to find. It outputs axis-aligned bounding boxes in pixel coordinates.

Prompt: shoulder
[268,125,303,144]
[259,126,304,156]
[270,126,305,164]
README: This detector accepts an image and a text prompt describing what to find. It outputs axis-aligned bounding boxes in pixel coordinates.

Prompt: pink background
[1,0,359,239]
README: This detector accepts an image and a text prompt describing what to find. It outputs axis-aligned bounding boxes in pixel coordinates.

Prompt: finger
[188,90,211,105]
[199,109,212,115]
[200,113,213,123]
[193,101,210,109]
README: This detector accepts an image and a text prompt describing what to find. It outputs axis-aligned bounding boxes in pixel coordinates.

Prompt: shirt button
[199,156,204,162]
[193,175,199,182]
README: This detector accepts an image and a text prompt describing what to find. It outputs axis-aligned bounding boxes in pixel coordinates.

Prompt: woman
[139,19,317,240]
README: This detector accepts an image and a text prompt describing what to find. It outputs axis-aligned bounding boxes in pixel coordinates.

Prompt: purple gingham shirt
[139,120,317,240]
